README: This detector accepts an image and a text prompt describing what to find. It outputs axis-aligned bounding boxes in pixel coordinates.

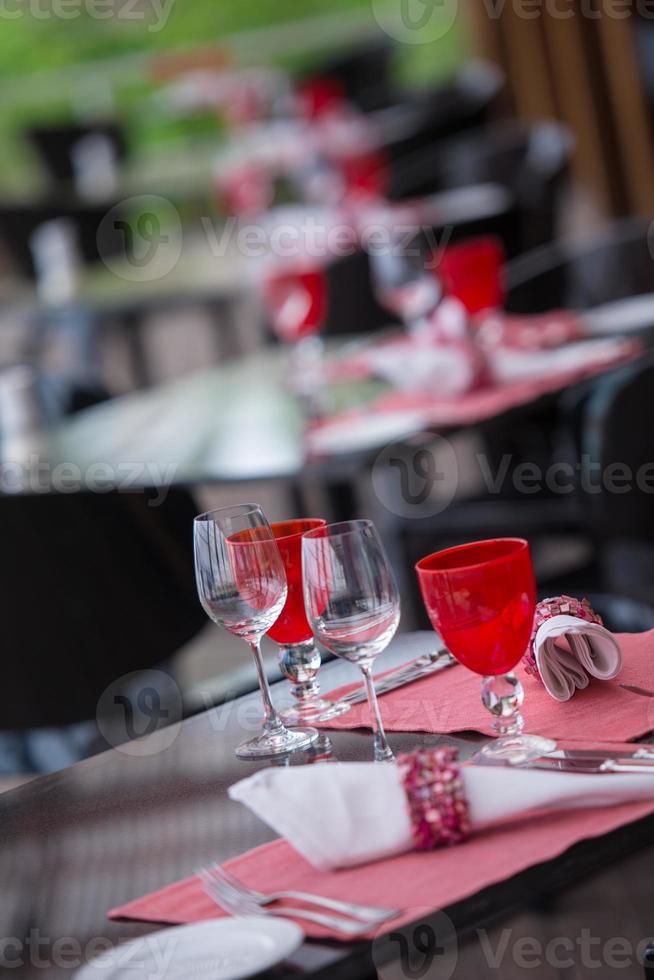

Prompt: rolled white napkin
[229,761,653,870]
[370,343,478,397]
[534,614,623,702]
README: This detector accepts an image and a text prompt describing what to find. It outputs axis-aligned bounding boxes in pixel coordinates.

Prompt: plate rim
[73,915,304,980]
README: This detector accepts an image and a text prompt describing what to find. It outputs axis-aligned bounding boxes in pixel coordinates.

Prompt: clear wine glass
[193,503,318,759]
[367,214,441,339]
[302,520,400,762]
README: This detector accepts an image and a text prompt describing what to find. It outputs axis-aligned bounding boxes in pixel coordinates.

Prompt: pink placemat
[320,631,654,742]
[109,742,654,942]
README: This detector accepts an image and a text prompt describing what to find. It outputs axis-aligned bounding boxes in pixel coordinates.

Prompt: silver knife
[338,649,456,706]
[548,746,654,762]
[524,755,654,775]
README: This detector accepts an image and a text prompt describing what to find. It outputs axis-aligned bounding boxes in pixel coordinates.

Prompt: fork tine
[207,863,246,894]
[211,863,244,891]
[202,863,402,923]
[201,872,374,937]
[198,870,257,915]
[203,866,255,906]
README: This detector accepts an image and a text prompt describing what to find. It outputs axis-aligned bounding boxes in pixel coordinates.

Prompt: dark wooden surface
[1,631,654,979]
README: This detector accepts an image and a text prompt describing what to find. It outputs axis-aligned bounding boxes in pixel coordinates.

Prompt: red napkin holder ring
[523,595,603,678]
[398,747,470,851]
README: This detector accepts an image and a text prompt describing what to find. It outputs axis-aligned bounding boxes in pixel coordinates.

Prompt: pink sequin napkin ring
[398,747,470,851]
[523,595,603,677]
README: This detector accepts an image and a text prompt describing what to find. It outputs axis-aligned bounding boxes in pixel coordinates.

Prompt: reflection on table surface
[49,345,388,485]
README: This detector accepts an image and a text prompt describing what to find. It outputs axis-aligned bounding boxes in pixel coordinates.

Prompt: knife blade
[337,650,456,706]
[520,756,654,775]
[548,746,654,762]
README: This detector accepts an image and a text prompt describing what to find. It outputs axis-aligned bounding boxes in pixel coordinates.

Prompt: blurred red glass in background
[263,265,327,343]
[437,237,506,315]
[299,77,346,119]
[340,148,388,202]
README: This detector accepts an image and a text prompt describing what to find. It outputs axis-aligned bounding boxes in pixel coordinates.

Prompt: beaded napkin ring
[398,747,470,851]
[523,595,603,677]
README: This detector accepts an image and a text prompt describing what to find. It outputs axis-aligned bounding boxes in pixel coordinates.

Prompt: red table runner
[309,337,640,455]
[320,631,654,743]
[109,741,654,942]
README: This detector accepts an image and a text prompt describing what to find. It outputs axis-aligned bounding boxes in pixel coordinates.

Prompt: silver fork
[199,869,379,937]
[200,863,401,923]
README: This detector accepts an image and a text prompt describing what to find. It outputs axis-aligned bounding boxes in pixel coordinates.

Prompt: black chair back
[506,217,654,314]
[26,122,126,185]
[374,61,504,160]
[0,201,126,280]
[0,487,205,728]
[388,120,572,253]
[581,355,654,600]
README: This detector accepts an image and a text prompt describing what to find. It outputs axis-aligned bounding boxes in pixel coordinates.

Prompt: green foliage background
[0,0,465,190]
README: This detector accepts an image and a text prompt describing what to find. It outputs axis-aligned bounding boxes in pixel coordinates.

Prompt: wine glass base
[474,733,557,766]
[279,698,351,725]
[235,726,318,760]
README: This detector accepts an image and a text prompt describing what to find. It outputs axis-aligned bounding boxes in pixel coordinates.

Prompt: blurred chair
[26,122,126,190]
[373,61,504,160]
[388,120,573,253]
[582,593,654,634]
[0,201,125,281]
[0,486,205,737]
[506,217,654,315]
[580,354,654,605]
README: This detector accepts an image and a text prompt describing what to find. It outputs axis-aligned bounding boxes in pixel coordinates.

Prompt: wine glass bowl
[302,520,400,762]
[416,538,535,677]
[416,538,556,764]
[193,504,318,759]
[267,518,350,724]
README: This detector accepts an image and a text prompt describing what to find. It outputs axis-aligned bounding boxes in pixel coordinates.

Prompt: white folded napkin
[534,614,623,702]
[369,343,478,397]
[229,761,653,870]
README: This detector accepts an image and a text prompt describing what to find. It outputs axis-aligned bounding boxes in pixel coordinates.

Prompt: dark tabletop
[2,631,654,980]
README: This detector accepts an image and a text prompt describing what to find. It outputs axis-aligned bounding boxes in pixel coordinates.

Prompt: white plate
[74,917,303,980]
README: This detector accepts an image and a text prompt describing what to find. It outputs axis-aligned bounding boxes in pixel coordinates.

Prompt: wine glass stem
[480,672,525,737]
[249,640,287,736]
[360,662,394,763]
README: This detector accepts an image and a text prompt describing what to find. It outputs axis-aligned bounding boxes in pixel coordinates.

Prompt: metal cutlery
[199,867,391,936]
[547,746,654,763]
[619,684,654,699]
[338,649,456,706]
[474,747,654,774]
[199,863,401,924]
[521,755,654,775]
